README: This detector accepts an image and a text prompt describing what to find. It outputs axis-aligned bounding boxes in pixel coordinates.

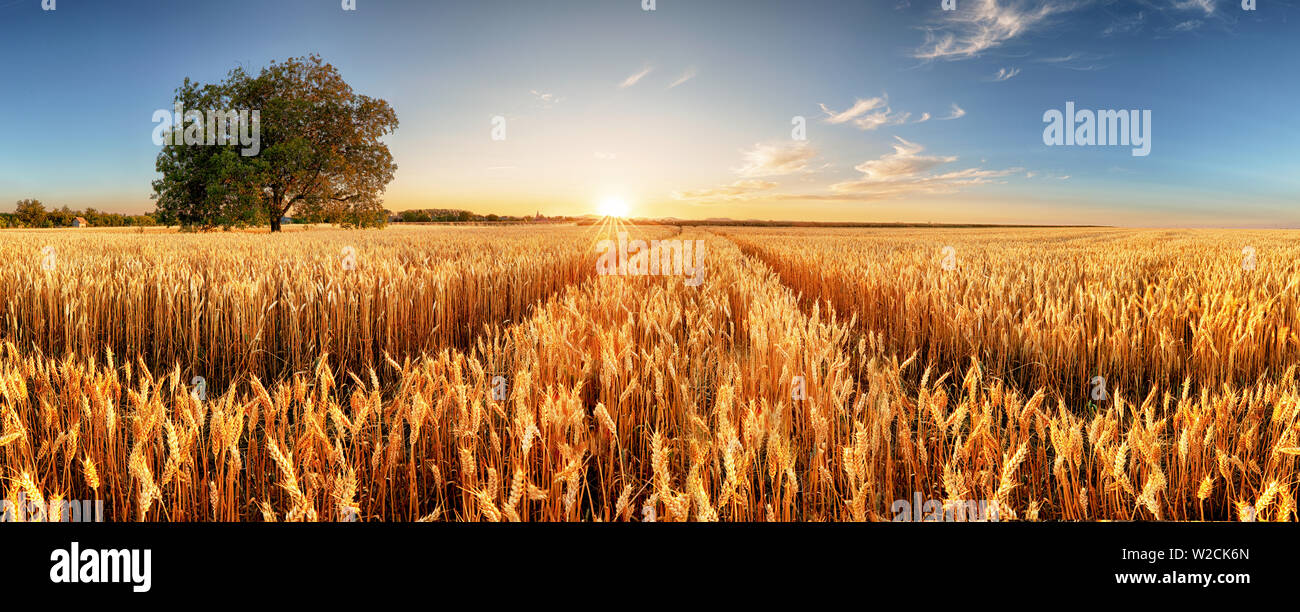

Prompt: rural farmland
[2,223,1295,522]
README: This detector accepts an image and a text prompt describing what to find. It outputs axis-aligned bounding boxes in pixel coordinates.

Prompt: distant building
[280,216,293,225]
[72,217,89,228]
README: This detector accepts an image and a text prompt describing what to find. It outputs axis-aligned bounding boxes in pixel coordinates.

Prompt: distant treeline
[1,201,568,230]
[642,219,1106,229]
[390,208,562,223]
[3,199,157,228]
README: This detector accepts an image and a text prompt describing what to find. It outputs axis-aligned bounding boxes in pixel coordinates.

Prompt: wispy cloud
[1102,11,1145,36]
[1134,1,1225,36]
[529,90,562,107]
[1032,50,1108,70]
[619,65,654,89]
[1173,0,1215,16]
[838,137,956,183]
[938,103,966,120]
[825,137,1020,199]
[668,67,697,89]
[676,138,1019,203]
[988,67,1021,81]
[673,142,817,202]
[818,97,887,124]
[1144,0,1233,36]
[913,0,1087,61]
[672,179,779,202]
[819,95,935,131]
[734,141,818,177]
[1035,51,1074,63]
[852,108,915,130]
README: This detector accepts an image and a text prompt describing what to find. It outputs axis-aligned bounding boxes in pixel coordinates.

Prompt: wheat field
[1,224,1296,521]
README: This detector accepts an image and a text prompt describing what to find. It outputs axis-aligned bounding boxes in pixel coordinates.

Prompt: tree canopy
[151,55,398,231]
[15,199,46,227]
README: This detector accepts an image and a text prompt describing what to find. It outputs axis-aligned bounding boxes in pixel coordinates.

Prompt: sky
[0,0,1296,226]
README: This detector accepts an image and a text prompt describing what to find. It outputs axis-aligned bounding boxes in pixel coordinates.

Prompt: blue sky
[0,0,1296,225]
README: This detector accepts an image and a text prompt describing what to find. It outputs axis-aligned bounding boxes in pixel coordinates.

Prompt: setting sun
[597,196,631,218]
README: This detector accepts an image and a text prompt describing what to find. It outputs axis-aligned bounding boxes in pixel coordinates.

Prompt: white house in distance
[72,217,89,228]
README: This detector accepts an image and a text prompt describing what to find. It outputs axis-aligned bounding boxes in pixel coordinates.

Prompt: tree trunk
[269,193,286,233]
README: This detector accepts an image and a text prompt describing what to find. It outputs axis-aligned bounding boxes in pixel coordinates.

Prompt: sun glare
[597,196,631,218]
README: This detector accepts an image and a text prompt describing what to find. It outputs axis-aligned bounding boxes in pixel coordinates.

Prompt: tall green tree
[152,55,398,231]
